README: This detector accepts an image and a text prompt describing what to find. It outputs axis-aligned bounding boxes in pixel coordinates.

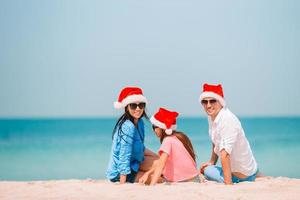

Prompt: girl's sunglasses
[129,103,146,110]
[201,99,217,105]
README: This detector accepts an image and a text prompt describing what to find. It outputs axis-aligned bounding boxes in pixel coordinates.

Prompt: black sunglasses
[201,99,217,105]
[129,103,146,110]
[152,125,159,130]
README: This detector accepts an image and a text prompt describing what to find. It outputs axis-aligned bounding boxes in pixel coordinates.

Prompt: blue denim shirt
[106,119,145,180]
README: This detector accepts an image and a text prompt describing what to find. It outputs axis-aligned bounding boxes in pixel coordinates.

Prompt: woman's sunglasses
[201,99,217,105]
[152,125,159,130]
[129,103,146,110]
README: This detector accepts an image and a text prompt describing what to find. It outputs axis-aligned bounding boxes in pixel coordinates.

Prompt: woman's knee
[139,155,157,171]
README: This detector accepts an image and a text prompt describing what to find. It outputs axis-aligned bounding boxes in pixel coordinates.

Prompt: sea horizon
[1,115,300,119]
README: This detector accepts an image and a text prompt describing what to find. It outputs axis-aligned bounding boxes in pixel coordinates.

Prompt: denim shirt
[106,119,145,179]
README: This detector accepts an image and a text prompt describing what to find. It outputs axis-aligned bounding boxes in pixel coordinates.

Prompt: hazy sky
[1,0,299,118]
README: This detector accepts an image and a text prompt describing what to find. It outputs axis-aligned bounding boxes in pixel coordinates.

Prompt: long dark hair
[112,106,149,142]
[160,131,196,162]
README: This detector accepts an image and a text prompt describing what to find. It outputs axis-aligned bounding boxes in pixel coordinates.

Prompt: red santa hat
[199,83,226,107]
[114,87,148,109]
[150,107,179,135]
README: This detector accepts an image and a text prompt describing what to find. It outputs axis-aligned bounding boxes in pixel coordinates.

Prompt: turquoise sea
[0,117,300,181]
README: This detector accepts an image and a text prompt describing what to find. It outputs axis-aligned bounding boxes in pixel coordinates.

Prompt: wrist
[224,178,233,185]
[225,181,233,185]
[209,160,215,165]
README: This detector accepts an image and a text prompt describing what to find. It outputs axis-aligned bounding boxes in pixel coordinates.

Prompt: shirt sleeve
[159,137,172,156]
[118,122,135,175]
[219,124,238,155]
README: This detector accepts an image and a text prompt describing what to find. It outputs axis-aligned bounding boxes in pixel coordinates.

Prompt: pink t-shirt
[158,135,199,182]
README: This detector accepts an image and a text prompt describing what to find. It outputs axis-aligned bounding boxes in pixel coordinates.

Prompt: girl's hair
[112,106,149,141]
[160,131,196,162]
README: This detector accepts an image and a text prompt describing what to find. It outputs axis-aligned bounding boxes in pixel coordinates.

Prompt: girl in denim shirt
[106,87,158,184]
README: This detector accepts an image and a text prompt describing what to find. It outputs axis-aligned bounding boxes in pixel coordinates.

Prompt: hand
[200,161,213,174]
[199,173,207,183]
[119,174,126,184]
[138,173,149,185]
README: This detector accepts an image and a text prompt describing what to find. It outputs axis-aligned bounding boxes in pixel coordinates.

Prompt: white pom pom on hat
[165,129,173,135]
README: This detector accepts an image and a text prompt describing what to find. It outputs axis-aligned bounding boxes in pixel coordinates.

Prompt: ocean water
[0,117,300,181]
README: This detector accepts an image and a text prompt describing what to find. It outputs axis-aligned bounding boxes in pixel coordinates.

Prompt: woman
[106,87,158,183]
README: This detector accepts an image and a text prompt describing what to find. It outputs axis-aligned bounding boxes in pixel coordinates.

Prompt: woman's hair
[112,106,149,141]
[160,131,196,162]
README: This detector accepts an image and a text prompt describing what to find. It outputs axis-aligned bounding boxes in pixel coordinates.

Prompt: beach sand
[1,177,300,200]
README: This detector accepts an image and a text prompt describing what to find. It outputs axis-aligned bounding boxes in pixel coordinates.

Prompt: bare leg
[139,148,159,172]
[144,148,159,158]
[139,155,158,172]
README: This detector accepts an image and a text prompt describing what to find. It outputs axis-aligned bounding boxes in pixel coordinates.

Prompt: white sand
[1,177,300,200]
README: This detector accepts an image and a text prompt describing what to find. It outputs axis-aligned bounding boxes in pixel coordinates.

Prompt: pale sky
[1,0,300,118]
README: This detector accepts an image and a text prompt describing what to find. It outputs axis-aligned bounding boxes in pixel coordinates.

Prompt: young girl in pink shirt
[139,107,203,185]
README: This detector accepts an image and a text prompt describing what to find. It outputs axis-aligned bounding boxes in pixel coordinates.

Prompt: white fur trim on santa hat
[114,94,148,109]
[150,116,177,135]
[114,102,123,109]
[199,91,226,107]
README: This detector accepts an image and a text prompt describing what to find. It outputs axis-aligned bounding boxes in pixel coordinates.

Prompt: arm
[200,143,218,173]
[150,152,168,185]
[118,124,135,184]
[218,122,238,185]
[210,143,218,164]
[221,149,232,185]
